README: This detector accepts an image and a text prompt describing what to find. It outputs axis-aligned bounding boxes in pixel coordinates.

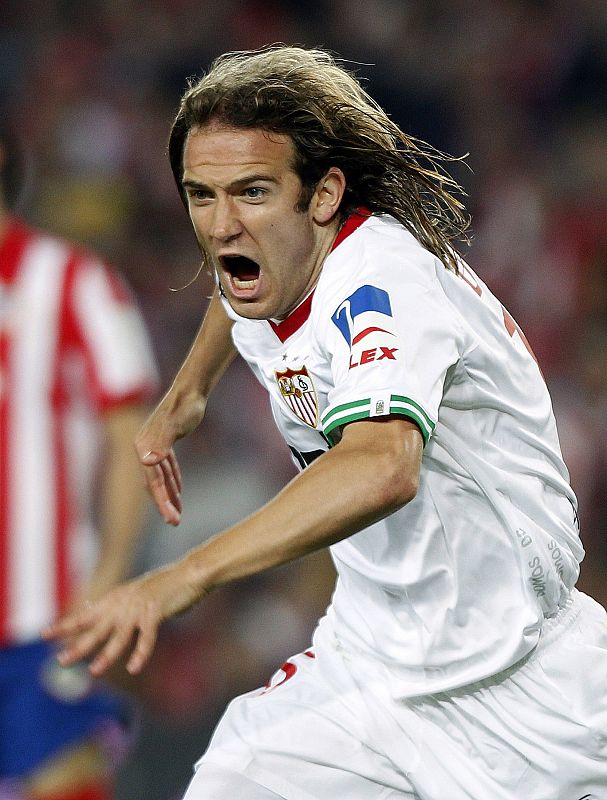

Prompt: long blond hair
[169,45,470,272]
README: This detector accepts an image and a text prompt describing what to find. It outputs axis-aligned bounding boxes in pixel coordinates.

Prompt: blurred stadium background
[2,1,607,797]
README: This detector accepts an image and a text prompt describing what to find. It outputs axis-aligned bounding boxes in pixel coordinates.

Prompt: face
[182,122,343,320]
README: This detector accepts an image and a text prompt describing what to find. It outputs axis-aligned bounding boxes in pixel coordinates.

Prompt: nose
[209,197,242,243]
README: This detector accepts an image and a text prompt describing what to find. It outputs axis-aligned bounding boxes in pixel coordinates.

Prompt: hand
[42,562,203,676]
[135,390,207,526]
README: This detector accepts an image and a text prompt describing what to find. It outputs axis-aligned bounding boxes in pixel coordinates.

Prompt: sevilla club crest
[275,366,318,427]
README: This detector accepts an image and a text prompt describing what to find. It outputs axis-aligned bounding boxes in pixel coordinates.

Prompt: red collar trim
[268,290,315,343]
[330,207,371,252]
[268,208,371,343]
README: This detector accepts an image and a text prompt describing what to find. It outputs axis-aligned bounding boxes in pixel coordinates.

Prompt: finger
[126,622,159,675]
[144,463,181,525]
[159,457,182,514]
[167,449,183,495]
[143,461,166,497]
[55,620,113,668]
[163,502,181,527]
[41,605,96,641]
[88,624,138,677]
[138,448,166,466]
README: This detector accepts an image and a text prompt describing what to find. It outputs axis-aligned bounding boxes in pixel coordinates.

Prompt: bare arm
[72,405,149,607]
[135,286,237,525]
[43,416,423,676]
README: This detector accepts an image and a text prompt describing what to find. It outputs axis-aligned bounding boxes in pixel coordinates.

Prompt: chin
[226,295,276,321]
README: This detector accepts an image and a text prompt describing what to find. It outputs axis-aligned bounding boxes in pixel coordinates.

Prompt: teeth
[233,277,257,290]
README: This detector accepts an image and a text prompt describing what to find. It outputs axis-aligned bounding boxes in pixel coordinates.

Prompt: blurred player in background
[46,47,607,799]
[0,122,159,800]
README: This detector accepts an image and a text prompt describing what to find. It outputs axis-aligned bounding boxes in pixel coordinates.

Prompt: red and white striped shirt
[0,217,158,646]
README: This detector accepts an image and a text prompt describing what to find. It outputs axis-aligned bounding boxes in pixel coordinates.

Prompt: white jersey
[226,211,584,697]
[0,218,159,646]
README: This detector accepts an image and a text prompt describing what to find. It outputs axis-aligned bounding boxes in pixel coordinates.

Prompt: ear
[311,167,346,224]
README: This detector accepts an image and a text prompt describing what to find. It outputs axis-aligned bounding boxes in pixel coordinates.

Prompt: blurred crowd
[2,0,607,797]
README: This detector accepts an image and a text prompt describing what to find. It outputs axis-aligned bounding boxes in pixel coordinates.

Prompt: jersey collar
[268,208,371,343]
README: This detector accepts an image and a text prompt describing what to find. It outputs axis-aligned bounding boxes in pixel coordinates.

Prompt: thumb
[139,449,166,465]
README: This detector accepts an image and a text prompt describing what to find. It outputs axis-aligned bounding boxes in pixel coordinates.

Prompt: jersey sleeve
[318,253,461,447]
[65,254,159,411]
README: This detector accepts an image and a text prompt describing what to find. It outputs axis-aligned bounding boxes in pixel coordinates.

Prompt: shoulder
[21,219,118,279]
[324,214,437,286]
[3,217,69,262]
[2,218,93,288]
[313,214,441,322]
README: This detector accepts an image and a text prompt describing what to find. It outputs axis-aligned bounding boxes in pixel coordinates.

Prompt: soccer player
[0,123,159,800]
[45,47,607,799]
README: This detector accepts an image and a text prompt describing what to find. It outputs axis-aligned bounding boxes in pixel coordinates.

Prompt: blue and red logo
[331,285,398,368]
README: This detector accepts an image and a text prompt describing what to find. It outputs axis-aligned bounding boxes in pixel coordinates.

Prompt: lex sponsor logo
[349,345,398,370]
[331,284,399,369]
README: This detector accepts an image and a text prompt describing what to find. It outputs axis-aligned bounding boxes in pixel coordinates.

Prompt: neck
[301,216,342,298]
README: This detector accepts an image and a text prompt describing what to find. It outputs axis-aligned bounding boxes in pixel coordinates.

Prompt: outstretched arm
[43,416,423,676]
[136,286,237,525]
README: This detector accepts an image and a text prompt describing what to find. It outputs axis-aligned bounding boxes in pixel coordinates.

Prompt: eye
[186,188,212,204]
[243,186,266,200]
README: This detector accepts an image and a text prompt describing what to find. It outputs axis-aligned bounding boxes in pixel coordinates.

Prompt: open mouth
[222,255,260,290]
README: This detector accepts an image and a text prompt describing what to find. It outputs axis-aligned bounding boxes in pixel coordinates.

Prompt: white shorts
[186,590,607,800]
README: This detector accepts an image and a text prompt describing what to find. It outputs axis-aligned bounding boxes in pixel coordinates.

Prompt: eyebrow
[181,173,279,193]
